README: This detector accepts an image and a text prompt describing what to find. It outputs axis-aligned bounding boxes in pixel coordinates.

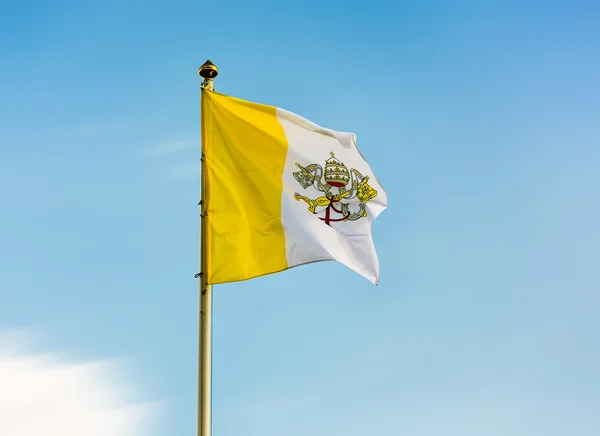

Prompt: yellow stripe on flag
[202,91,289,284]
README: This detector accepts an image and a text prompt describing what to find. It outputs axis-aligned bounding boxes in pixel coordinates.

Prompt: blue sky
[1,0,599,435]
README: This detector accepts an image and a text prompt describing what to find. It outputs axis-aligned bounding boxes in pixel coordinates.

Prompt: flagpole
[198,59,218,436]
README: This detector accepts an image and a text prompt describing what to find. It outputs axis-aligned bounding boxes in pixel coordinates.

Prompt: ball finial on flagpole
[199,60,218,91]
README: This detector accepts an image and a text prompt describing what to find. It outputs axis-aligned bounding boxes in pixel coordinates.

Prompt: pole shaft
[198,85,212,436]
[198,282,211,436]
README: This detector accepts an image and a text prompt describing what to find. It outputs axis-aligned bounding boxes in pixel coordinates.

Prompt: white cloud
[0,330,157,436]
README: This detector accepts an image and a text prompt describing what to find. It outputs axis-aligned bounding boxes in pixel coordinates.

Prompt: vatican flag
[201,90,388,285]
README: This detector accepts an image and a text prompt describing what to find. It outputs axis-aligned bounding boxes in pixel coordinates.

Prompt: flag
[201,90,388,285]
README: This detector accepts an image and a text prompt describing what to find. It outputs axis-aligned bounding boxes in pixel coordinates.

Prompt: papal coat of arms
[293,152,378,226]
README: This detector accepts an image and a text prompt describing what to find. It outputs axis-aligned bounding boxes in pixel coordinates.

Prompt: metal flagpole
[197,59,218,436]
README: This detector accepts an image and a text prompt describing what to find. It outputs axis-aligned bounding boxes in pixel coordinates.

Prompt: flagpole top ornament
[199,59,218,91]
